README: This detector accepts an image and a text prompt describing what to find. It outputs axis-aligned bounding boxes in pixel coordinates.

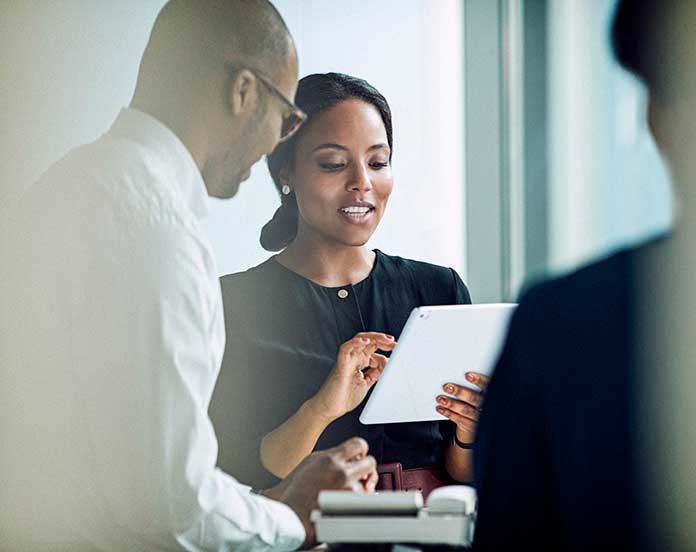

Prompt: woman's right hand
[309,332,396,421]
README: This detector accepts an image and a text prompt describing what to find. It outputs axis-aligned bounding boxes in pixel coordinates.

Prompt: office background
[0,0,672,302]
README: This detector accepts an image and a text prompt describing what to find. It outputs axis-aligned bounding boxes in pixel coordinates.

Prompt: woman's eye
[319,162,345,171]
[370,161,390,170]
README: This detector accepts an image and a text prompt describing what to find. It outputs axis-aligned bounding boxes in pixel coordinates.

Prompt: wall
[0,1,165,205]
[546,0,673,273]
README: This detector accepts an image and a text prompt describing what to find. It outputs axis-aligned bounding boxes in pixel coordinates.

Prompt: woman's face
[288,98,393,247]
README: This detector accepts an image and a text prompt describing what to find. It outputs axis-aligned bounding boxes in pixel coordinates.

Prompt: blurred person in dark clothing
[474,1,696,550]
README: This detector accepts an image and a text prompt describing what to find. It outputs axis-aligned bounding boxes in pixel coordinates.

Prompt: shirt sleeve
[77,220,305,551]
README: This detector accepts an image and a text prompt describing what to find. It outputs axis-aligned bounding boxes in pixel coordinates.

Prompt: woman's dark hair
[260,72,393,251]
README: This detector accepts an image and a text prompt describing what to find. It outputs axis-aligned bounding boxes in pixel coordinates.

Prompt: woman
[209,73,488,496]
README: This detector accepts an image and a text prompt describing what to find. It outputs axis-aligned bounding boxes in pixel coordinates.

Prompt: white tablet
[359,303,516,425]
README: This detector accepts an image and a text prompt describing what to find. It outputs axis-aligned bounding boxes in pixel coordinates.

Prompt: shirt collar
[108,107,209,220]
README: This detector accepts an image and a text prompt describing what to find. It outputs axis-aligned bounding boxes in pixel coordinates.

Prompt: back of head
[614,2,696,550]
[261,72,393,251]
[134,0,294,107]
[611,0,693,103]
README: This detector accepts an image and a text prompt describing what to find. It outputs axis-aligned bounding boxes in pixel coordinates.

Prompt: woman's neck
[276,229,376,288]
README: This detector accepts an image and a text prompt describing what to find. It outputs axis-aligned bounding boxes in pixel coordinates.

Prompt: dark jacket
[474,246,648,550]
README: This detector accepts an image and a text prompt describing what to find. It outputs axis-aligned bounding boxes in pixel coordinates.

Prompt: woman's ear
[278,165,291,187]
[228,69,257,116]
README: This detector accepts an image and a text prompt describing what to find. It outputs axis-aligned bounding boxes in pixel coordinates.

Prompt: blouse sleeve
[450,268,473,304]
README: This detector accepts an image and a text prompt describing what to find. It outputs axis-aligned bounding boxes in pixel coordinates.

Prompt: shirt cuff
[255,494,306,550]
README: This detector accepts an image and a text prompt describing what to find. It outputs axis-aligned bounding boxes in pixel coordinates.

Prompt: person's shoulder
[490,246,643,392]
[98,135,194,227]
[515,244,640,327]
[50,133,162,191]
[23,139,201,242]
[219,257,294,331]
[376,249,459,282]
[220,257,279,296]
[376,249,469,303]
[33,134,191,232]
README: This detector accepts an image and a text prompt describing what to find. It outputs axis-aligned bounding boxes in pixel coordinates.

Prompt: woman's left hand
[435,372,490,443]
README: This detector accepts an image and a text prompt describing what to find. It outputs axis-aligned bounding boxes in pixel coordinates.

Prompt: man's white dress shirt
[0,108,305,551]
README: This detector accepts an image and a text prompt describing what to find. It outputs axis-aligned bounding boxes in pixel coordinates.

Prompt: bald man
[0,1,376,550]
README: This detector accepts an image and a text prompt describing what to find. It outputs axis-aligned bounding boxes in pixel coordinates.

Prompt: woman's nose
[347,163,372,192]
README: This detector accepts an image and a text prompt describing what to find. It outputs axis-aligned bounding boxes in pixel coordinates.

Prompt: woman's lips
[338,205,376,225]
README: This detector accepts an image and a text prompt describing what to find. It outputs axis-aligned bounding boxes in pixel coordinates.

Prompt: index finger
[331,436,369,461]
[355,332,396,347]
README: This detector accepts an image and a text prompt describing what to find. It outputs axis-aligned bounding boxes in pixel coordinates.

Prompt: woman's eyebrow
[312,142,390,153]
[312,143,348,152]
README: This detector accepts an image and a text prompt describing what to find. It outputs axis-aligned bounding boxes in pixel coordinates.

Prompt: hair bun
[260,199,298,252]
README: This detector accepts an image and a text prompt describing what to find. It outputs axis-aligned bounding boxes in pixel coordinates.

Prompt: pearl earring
[281,184,291,195]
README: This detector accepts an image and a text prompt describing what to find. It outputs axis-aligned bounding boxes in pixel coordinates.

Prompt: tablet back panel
[359,304,516,424]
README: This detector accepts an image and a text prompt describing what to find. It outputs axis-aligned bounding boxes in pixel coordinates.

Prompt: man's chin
[218,170,251,199]
[223,180,242,199]
[206,178,242,200]
[202,165,248,199]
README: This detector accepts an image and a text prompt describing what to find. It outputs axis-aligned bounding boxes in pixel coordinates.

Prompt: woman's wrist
[452,433,475,450]
[452,427,475,449]
[304,394,340,424]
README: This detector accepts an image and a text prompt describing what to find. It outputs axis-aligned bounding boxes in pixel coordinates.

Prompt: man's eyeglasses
[226,63,306,143]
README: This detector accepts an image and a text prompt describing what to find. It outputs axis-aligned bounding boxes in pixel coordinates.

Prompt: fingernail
[386,335,395,340]
[436,407,445,414]
[360,337,370,343]
[437,396,448,405]
[466,373,475,382]
[444,384,455,393]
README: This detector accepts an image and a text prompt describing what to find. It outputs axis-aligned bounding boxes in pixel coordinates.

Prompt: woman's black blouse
[209,250,472,489]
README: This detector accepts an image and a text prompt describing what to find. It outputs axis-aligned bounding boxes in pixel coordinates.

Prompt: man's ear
[228,69,257,116]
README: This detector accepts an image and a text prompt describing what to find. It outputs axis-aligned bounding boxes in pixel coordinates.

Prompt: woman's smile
[338,200,376,225]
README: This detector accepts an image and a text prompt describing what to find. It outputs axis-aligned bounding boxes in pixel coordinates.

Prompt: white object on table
[312,486,477,546]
